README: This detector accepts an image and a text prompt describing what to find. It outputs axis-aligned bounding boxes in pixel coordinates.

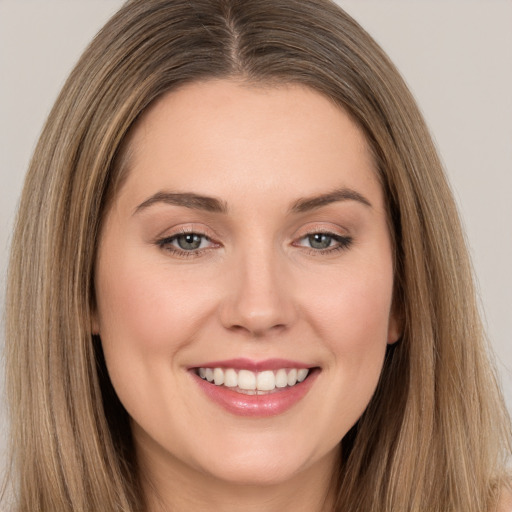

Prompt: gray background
[1,0,511,478]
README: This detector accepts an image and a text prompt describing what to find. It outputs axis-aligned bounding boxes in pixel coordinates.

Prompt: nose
[219,247,297,337]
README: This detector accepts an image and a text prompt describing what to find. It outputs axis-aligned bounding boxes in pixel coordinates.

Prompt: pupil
[178,234,202,250]
[309,233,332,249]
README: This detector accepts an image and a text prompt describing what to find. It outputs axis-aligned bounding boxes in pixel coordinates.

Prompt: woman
[3,0,511,510]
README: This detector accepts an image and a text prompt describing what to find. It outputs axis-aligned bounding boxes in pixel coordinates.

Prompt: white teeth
[196,367,311,392]
[238,370,256,390]
[224,368,238,387]
[256,370,275,391]
[213,367,224,385]
[275,368,288,388]
[287,369,298,386]
[297,369,309,382]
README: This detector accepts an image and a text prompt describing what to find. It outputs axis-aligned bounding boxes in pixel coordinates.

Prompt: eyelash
[155,229,217,259]
[295,232,353,256]
[155,230,353,258]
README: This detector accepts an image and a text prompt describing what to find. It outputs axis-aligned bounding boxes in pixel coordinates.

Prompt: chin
[188,434,338,488]
[203,455,312,487]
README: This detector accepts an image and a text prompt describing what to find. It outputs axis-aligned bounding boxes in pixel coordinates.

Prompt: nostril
[227,322,287,337]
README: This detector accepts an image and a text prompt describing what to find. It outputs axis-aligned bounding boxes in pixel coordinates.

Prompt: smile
[196,367,310,394]
[190,359,319,417]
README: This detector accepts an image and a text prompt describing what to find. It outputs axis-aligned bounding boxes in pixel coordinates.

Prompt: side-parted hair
[3,0,511,510]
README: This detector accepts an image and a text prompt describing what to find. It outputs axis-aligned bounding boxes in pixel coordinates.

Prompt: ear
[91,309,100,336]
[387,303,402,345]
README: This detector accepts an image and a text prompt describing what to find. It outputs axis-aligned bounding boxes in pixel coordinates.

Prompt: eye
[156,231,216,255]
[307,233,335,250]
[296,232,352,252]
[173,233,209,251]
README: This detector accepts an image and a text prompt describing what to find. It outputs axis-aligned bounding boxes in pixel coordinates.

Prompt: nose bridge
[220,239,295,336]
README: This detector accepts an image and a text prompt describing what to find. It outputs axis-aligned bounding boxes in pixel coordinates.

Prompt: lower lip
[191,370,319,417]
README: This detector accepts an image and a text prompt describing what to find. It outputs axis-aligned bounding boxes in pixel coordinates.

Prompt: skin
[93,80,400,512]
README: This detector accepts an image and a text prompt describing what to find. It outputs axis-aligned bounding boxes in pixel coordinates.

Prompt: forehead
[115,79,382,211]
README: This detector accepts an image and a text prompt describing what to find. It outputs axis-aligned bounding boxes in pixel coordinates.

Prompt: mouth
[194,367,311,395]
[189,359,320,417]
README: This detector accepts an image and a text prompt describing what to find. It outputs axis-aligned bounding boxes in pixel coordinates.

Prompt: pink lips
[189,358,318,417]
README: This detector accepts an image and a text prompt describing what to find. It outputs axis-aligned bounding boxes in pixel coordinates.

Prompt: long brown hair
[4,0,511,510]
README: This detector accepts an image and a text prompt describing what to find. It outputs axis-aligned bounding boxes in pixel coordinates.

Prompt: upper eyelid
[293,224,351,239]
[299,228,343,235]
[154,224,217,241]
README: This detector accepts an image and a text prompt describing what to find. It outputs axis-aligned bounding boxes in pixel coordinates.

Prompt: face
[93,80,399,492]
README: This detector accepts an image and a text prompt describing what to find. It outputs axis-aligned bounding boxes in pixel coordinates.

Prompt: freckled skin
[93,80,400,511]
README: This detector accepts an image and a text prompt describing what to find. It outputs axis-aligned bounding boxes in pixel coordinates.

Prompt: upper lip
[189,358,314,372]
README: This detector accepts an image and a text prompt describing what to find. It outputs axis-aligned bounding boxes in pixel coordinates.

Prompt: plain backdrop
[1,0,511,478]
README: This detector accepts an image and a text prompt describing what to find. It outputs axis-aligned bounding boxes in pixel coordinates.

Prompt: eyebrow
[133,186,372,216]
[134,191,228,215]
[290,187,372,213]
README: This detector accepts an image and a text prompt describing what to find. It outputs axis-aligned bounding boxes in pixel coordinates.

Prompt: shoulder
[498,487,512,512]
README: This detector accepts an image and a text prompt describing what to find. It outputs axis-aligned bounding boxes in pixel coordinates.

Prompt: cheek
[93,253,214,421]
[95,252,213,354]
[304,260,394,348]
[300,258,393,418]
